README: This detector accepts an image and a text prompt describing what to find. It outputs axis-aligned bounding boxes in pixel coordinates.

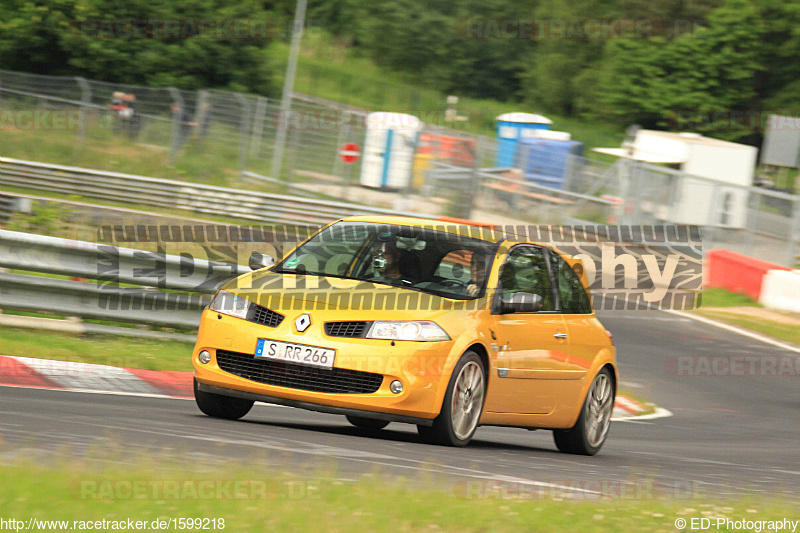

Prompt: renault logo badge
[295,313,311,332]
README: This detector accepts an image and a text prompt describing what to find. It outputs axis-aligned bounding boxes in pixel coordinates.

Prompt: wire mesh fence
[617,162,800,266]
[1,68,798,266]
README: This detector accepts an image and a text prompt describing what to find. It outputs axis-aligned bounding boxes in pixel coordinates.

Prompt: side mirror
[249,252,275,271]
[501,292,543,314]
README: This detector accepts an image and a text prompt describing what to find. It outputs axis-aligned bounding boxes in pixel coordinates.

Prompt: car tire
[417,350,486,447]
[346,415,390,430]
[193,378,254,420]
[553,367,615,456]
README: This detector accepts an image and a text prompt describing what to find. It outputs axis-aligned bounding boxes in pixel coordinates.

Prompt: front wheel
[193,378,254,420]
[418,351,485,447]
[553,368,615,455]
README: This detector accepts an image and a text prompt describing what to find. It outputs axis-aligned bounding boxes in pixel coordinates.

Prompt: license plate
[255,338,336,370]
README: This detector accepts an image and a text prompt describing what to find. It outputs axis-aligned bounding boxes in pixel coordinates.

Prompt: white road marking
[2,406,601,496]
[4,382,664,422]
[607,315,692,322]
[612,407,673,422]
[772,469,800,476]
[0,383,192,400]
[665,309,800,354]
[620,381,645,388]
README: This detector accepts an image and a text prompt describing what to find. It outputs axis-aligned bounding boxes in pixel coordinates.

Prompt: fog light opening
[198,350,211,364]
[390,380,403,394]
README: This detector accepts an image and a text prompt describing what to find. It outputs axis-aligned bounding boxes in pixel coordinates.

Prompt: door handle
[553,333,567,339]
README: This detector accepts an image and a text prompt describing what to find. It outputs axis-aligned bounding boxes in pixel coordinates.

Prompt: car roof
[338,216,566,252]
[339,215,513,243]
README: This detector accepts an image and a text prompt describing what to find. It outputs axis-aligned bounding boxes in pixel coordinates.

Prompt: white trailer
[595,130,758,228]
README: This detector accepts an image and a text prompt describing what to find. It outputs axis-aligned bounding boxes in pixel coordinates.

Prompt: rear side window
[549,251,592,314]
[500,246,555,311]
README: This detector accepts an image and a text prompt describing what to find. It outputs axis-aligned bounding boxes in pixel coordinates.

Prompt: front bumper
[192,310,456,420]
[196,382,434,426]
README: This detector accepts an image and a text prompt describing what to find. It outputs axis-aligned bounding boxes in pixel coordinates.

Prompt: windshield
[273,221,499,300]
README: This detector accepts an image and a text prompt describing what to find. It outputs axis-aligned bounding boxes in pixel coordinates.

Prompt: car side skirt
[197,382,435,426]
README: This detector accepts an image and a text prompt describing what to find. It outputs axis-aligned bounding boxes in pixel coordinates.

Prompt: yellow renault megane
[192,216,617,454]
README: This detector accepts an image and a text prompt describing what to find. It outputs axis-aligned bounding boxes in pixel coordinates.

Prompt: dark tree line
[3,0,799,140]
[303,0,799,141]
[0,0,275,93]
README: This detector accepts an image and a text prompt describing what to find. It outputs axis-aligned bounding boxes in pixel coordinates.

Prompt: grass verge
[0,327,192,372]
[277,30,626,150]
[0,120,256,188]
[0,29,624,191]
[697,287,761,308]
[1,458,795,533]
[0,186,285,230]
[691,310,800,347]
[692,287,800,347]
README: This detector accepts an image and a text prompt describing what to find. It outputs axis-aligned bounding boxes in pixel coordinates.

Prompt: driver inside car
[370,238,403,284]
[466,250,489,297]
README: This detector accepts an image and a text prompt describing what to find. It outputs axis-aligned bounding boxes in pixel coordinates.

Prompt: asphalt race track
[2,309,799,501]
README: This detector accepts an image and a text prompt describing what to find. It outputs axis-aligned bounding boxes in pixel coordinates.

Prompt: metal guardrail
[425,162,616,223]
[0,157,422,226]
[0,194,15,224]
[480,170,618,205]
[0,230,247,338]
[0,272,206,329]
[0,230,248,293]
[426,163,616,205]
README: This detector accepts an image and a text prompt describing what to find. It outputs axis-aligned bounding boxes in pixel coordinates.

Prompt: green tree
[0,0,76,74]
[593,0,765,138]
[0,0,275,94]
[755,0,800,114]
[66,0,274,92]
[446,0,539,101]
[520,0,620,116]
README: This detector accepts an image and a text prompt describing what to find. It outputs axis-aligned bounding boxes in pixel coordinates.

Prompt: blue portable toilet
[495,112,553,168]
[517,138,584,190]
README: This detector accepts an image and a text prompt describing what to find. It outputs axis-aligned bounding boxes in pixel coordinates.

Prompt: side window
[549,251,592,314]
[499,247,555,311]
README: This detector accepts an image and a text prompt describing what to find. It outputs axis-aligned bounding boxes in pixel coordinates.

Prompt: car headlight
[208,290,251,320]
[366,321,450,341]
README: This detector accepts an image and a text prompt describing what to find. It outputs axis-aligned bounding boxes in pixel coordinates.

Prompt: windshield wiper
[273,265,327,275]
[273,268,356,281]
[272,267,312,275]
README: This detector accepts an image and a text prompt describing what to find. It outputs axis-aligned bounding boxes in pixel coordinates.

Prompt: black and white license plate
[254,338,335,370]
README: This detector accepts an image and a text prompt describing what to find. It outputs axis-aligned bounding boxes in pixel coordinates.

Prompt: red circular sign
[339,143,361,164]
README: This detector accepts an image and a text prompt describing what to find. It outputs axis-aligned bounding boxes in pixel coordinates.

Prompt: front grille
[324,321,372,338]
[247,304,284,328]
[216,350,383,394]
